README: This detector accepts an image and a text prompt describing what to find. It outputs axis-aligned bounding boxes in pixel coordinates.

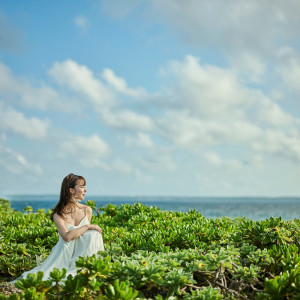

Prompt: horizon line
[2,194,300,199]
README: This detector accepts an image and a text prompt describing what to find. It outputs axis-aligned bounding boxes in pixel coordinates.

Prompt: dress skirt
[11,216,104,283]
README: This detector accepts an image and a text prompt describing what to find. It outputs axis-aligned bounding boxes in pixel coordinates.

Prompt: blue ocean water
[3,195,300,220]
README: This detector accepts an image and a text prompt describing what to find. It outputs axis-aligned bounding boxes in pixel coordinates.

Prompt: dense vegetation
[0,198,299,299]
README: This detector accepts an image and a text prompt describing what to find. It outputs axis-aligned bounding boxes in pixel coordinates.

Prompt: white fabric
[12,215,104,283]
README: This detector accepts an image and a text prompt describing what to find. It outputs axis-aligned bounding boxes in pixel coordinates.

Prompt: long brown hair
[51,173,86,221]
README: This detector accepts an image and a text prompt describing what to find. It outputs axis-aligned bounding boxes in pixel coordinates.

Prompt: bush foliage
[0,198,299,299]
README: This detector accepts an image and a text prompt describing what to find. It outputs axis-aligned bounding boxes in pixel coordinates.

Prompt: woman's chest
[64,209,86,226]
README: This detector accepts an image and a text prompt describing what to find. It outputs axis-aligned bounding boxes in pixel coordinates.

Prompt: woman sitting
[12,173,104,283]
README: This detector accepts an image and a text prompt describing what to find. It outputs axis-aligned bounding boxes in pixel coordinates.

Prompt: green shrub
[1,199,299,299]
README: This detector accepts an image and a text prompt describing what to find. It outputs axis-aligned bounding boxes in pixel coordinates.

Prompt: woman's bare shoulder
[53,212,64,223]
[84,205,93,214]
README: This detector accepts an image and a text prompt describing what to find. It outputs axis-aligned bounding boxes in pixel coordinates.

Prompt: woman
[12,173,104,283]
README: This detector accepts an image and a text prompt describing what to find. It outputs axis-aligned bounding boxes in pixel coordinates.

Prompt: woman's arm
[86,205,102,234]
[53,213,101,242]
[86,205,93,223]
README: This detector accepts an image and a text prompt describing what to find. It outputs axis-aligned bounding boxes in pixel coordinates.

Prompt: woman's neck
[63,201,79,213]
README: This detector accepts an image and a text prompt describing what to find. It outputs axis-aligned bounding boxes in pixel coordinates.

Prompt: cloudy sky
[1,0,300,197]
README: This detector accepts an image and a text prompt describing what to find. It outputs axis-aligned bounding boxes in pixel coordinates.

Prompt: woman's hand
[88,224,102,234]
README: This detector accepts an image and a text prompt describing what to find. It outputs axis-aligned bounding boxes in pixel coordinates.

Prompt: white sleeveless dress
[12,215,104,283]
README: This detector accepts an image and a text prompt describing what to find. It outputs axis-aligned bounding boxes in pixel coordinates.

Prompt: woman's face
[70,179,86,201]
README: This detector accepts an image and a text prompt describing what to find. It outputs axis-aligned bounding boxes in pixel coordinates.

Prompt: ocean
[3,195,300,220]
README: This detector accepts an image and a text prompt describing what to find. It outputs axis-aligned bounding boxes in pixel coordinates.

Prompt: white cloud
[150,0,300,58]
[0,63,80,111]
[74,16,89,33]
[285,60,300,94]
[230,53,266,82]
[246,154,263,169]
[102,68,147,98]
[0,11,19,50]
[152,55,300,165]
[111,157,134,173]
[157,111,214,146]
[100,0,142,19]
[0,102,50,139]
[227,159,242,170]
[257,98,294,127]
[101,108,154,130]
[61,134,111,168]
[252,129,300,162]
[205,152,221,166]
[157,108,300,163]
[138,149,176,172]
[279,50,300,96]
[100,0,300,92]
[205,152,242,170]
[124,132,154,148]
[160,55,255,119]
[48,60,116,107]
[97,0,300,172]
[0,137,42,174]
[156,110,262,148]
[0,63,15,92]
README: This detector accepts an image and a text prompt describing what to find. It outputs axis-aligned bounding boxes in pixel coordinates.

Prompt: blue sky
[1,0,300,196]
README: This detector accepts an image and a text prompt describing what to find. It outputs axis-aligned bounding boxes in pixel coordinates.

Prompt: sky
[1,0,300,197]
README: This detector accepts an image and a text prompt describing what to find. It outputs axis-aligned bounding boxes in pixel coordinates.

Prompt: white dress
[12,215,104,283]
